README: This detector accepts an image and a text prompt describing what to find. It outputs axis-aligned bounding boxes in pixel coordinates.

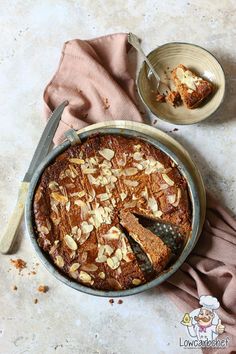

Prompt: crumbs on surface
[103,97,110,110]
[10,258,27,270]
[118,299,123,304]
[109,299,114,305]
[34,298,38,304]
[37,285,49,293]
[12,285,17,291]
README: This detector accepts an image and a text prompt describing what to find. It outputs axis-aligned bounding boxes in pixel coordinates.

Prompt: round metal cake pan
[25,122,205,297]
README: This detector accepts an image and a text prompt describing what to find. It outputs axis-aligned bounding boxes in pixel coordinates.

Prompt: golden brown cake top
[171,64,213,109]
[33,134,191,290]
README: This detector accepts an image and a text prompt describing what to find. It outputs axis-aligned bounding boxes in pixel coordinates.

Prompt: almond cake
[33,134,192,290]
[171,64,213,109]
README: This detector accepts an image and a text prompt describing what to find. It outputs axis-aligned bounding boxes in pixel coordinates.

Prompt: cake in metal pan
[33,135,192,290]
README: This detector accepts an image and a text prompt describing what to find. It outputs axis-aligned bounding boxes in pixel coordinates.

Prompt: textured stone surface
[0,1,235,353]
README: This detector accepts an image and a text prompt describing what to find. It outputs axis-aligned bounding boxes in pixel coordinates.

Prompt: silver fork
[128,32,161,88]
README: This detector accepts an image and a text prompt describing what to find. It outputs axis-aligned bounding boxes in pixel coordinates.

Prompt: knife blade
[24,100,68,182]
[0,100,68,254]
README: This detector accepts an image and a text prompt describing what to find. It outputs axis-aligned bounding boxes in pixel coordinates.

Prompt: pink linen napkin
[161,194,236,353]
[43,33,236,353]
[44,33,143,145]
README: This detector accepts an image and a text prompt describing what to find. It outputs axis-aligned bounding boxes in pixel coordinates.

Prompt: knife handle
[0,181,29,254]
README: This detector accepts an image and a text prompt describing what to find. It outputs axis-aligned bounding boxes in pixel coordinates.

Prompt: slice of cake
[171,64,213,109]
[120,210,171,274]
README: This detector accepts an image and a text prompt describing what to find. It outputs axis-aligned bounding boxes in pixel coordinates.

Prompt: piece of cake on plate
[171,64,213,109]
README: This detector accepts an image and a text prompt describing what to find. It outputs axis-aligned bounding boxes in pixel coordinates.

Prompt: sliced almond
[107,278,122,289]
[88,157,98,165]
[98,272,105,279]
[70,191,86,198]
[79,271,93,284]
[70,270,79,279]
[49,242,59,255]
[51,192,68,204]
[124,167,138,176]
[134,162,144,170]
[97,193,110,201]
[74,200,89,219]
[160,183,169,190]
[72,225,79,234]
[49,181,59,191]
[120,192,127,201]
[111,169,122,176]
[162,174,174,186]
[172,188,181,207]
[81,264,98,272]
[110,175,117,183]
[148,197,158,213]
[55,255,64,268]
[133,152,143,161]
[38,225,49,234]
[154,210,163,218]
[69,263,80,272]
[87,174,100,186]
[107,256,120,270]
[132,278,142,286]
[64,234,78,250]
[124,180,139,187]
[104,245,114,256]
[167,194,176,204]
[81,251,88,263]
[52,217,61,226]
[156,161,164,169]
[95,255,107,263]
[104,226,121,240]
[69,158,85,165]
[82,168,97,174]
[66,201,71,212]
[141,187,149,200]
[81,221,94,234]
[134,144,141,151]
[115,249,122,261]
[99,148,115,161]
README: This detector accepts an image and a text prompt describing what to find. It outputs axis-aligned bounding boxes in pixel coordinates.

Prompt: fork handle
[0,181,29,254]
[128,32,161,84]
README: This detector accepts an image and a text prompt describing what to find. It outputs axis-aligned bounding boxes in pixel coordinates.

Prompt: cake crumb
[34,298,38,304]
[13,285,17,291]
[153,119,158,125]
[109,299,114,305]
[37,285,49,293]
[10,258,27,271]
[118,299,123,304]
[166,91,182,107]
[156,92,166,103]
[173,128,179,131]
[103,97,110,110]
[31,271,37,275]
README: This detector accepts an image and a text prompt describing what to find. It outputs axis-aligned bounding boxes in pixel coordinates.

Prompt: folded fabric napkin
[44,33,143,145]
[43,33,236,353]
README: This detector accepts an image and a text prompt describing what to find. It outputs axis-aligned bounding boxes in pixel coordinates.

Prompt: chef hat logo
[199,295,220,310]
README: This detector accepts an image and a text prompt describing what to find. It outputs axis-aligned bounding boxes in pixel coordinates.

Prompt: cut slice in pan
[119,210,171,274]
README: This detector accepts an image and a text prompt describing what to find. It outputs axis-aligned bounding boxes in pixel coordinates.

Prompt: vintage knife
[0,100,68,254]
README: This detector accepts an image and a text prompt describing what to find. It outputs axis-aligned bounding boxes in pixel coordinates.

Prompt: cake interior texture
[33,134,192,290]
